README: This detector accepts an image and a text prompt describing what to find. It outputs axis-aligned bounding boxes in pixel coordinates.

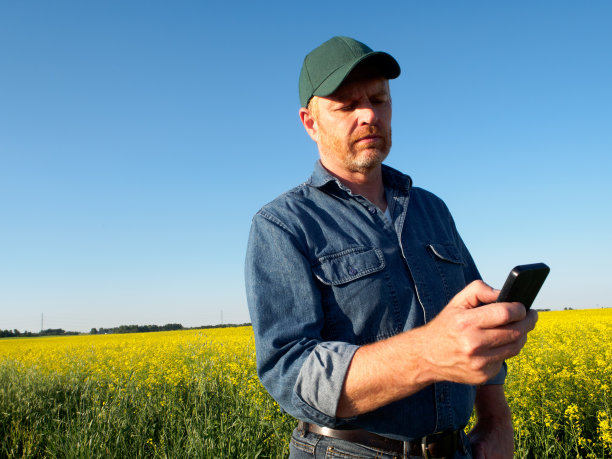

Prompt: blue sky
[1,1,610,333]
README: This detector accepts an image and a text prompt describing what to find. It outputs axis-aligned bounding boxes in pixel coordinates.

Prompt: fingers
[448,280,499,310]
[474,310,539,361]
[470,301,527,329]
[477,307,538,344]
[449,281,538,328]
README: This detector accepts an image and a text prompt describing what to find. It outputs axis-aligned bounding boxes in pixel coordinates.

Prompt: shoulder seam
[256,209,292,234]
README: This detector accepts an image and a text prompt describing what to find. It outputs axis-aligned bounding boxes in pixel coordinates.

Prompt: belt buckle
[420,430,461,459]
[421,432,442,459]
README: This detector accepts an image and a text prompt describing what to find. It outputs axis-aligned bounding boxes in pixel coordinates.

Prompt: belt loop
[421,436,430,459]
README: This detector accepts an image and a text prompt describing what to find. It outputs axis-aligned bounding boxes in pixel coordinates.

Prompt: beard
[318,124,392,174]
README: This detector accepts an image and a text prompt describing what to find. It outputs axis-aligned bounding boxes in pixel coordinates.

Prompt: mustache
[351,126,387,143]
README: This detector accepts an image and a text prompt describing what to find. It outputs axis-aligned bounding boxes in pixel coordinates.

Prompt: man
[245,36,538,459]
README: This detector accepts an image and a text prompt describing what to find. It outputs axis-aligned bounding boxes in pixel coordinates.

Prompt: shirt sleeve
[245,210,358,427]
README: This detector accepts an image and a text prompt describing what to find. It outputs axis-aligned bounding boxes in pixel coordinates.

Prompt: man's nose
[356,103,377,125]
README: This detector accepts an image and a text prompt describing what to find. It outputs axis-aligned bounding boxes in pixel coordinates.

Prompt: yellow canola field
[0,326,285,457]
[505,308,612,456]
[0,326,266,408]
[1,309,611,457]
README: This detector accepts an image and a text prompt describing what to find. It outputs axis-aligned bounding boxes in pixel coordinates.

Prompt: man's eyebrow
[370,89,390,99]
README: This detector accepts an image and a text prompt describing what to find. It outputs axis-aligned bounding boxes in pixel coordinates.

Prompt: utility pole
[221,310,223,325]
[41,313,43,332]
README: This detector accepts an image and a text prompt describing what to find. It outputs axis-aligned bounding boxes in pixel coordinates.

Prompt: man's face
[307,75,392,175]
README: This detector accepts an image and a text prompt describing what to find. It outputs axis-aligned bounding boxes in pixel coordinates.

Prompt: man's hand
[419,280,538,385]
[337,280,538,417]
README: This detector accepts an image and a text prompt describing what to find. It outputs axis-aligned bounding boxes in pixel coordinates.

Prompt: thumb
[449,280,499,309]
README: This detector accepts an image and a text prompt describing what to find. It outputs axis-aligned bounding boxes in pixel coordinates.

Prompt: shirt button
[368,206,376,214]
[348,267,357,276]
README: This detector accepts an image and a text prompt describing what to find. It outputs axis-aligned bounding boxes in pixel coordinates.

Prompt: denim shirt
[245,161,506,441]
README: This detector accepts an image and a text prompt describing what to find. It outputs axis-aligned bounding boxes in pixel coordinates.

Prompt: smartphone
[497,263,550,310]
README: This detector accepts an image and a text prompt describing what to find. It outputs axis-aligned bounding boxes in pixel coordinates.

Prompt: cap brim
[312,51,400,98]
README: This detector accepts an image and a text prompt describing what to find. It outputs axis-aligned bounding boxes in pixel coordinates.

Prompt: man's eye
[339,104,355,111]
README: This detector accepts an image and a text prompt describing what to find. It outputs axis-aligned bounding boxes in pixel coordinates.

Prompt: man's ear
[299,107,318,143]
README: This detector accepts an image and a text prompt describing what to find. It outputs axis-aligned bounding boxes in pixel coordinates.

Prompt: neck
[320,161,387,211]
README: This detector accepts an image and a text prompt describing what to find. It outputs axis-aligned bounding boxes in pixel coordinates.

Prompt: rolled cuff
[293,341,360,426]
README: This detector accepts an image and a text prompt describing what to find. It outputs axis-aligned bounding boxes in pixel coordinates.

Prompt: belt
[298,421,463,459]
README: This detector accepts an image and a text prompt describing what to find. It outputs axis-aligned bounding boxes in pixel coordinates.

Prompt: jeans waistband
[298,421,464,458]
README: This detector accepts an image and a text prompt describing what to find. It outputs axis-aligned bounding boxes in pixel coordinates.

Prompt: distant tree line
[0,328,79,338]
[1,322,253,339]
[91,323,185,334]
[92,323,252,335]
[195,322,252,330]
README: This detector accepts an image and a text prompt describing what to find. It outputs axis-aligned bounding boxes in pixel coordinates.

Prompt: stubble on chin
[346,128,392,173]
[317,122,392,175]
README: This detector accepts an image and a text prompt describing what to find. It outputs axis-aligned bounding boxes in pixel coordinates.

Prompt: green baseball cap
[299,36,401,108]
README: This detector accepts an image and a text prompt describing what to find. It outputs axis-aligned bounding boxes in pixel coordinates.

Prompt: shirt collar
[308,160,412,193]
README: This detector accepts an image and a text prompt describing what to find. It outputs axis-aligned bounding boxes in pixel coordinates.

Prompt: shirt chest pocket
[312,247,401,345]
[312,247,385,285]
[426,242,468,304]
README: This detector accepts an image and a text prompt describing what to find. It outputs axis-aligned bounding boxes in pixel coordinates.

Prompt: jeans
[288,427,473,459]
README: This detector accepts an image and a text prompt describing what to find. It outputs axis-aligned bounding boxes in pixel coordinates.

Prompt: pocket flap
[427,243,465,265]
[313,247,385,286]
